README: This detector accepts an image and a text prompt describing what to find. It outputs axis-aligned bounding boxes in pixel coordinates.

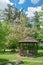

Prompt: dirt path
[9,60,43,63]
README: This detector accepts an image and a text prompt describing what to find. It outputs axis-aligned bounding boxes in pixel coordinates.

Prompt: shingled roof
[19,37,38,43]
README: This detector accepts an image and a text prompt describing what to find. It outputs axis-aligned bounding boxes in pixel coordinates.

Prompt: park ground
[0,50,43,65]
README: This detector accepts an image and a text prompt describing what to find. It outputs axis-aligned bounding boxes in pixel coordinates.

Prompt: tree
[4,4,18,23]
[8,38,18,52]
[33,11,40,41]
[3,4,31,51]
[41,6,43,10]
[38,7,43,41]
[0,22,6,50]
[0,21,11,51]
[0,10,4,22]
[33,10,43,41]
[34,11,40,29]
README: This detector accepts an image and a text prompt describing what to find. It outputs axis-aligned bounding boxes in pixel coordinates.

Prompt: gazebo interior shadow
[0,58,8,62]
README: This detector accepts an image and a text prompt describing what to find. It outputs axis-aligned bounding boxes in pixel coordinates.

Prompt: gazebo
[19,37,38,56]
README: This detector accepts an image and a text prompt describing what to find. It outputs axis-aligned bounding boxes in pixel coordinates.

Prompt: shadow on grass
[0,59,13,65]
[1,62,15,65]
[0,58,8,62]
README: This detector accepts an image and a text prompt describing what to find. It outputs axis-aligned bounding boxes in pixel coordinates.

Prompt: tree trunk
[4,49,5,52]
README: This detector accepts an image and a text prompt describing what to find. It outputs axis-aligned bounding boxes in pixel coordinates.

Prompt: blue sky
[0,0,43,18]
[10,0,43,11]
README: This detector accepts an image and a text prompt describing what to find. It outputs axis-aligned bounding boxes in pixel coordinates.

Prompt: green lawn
[0,50,43,61]
[1,62,15,65]
[20,62,43,65]
[1,62,43,65]
[0,50,43,65]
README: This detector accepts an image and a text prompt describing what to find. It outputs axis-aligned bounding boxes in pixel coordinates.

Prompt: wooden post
[19,43,23,56]
[27,43,29,56]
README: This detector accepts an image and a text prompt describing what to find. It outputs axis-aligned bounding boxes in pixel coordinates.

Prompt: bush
[38,46,43,50]
[8,38,18,51]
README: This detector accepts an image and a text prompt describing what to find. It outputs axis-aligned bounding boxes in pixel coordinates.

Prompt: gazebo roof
[19,37,38,43]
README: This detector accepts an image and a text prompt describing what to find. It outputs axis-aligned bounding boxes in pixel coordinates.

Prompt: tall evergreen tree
[4,4,18,23]
[34,11,40,29]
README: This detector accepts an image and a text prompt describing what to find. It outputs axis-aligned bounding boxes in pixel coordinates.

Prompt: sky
[10,0,43,11]
[0,0,43,18]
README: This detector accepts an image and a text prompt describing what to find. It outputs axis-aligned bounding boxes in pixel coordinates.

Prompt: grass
[0,50,43,61]
[0,50,43,65]
[1,62,15,65]
[1,62,43,65]
[20,62,43,65]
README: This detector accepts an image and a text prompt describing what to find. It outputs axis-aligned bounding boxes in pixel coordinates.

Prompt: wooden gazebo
[19,37,38,56]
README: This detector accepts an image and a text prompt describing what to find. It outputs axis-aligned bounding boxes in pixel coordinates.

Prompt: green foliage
[34,11,40,29]
[0,22,6,49]
[4,4,18,22]
[8,38,18,50]
[0,21,11,50]
[33,10,43,41]
[38,46,43,50]
[0,4,30,51]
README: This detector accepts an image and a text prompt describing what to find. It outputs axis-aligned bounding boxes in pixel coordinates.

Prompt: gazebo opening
[19,37,38,57]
